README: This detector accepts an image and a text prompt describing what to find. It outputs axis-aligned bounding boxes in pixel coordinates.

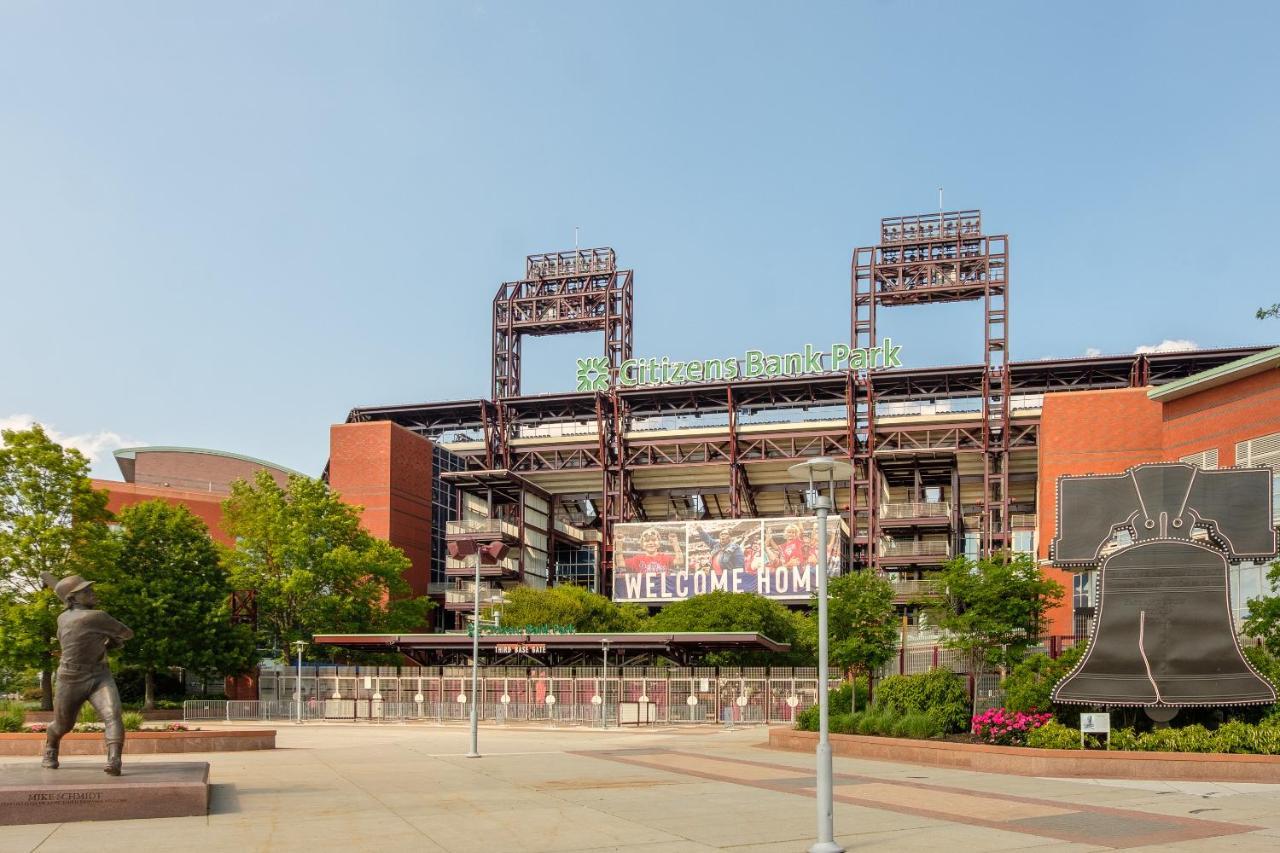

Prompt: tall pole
[601,639,610,729]
[468,549,481,758]
[790,457,848,853]
[292,640,307,726]
[812,493,840,853]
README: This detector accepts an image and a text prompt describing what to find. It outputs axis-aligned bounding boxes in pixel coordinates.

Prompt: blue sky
[2,1,1278,478]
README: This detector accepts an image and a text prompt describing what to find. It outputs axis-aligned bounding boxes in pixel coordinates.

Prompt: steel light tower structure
[790,456,852,853]
[491,248,636,586]
[852,211,1010,567]
[492,248,634,399]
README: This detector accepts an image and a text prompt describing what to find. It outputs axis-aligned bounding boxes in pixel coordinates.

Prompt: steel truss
[346,223,1269,591]
[854,210,1010,569]
[492,248,633,399]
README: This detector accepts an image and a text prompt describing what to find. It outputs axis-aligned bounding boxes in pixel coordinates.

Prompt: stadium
[324,209,1280,650]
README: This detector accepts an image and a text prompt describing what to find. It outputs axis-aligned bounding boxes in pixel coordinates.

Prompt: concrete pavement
[3,722,1280,852]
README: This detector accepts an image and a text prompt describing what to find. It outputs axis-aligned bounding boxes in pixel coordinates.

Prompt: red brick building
[1036,346,1280,636]
[94,446,302,544]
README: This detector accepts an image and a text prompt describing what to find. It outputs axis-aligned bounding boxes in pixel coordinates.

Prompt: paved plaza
[4,723,1280,852]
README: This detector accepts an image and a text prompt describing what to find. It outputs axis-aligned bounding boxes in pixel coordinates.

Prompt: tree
[221,471,430,658]
[95,501,257,709]
[1243,560,1280,657]
[648,591,804,665]
[926,552,1065,705]
[813,571,897,712]
[1258,304,1280,320]
[0,425,112,709]
[1001,640,1088,722]
[488,584,646,633]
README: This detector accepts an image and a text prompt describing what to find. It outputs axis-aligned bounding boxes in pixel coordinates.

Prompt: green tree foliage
[926,552,1065,701]
[0,425,112,709]
[647,591,803,665]
[95,501,257,709]
[1001,641,1088,722]
[489,584,646,632]
[1243,561,1280,657]
[1258,304,1280,320]
[872,668,972,733]
[221,471,430,658]
[811,571,897,711]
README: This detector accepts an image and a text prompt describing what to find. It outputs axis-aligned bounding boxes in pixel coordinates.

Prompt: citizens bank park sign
[612,516,845,604]
[576,339,903,391]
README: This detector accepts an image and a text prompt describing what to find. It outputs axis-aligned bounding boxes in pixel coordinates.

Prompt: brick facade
[1037,364,1280,636]
[120,449,293,494]
[328,421,435,601]
[95,480,234,544]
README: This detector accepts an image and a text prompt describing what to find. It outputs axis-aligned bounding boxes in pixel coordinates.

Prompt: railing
[880,502,949,520]
[445,518,520,539]
[192,666,833,727]
[445,555,520,575]
[526,248,616,279]
[880,540,951,558]
[880,210,982,244]
[444,587,507,606]
[888,579,941,600]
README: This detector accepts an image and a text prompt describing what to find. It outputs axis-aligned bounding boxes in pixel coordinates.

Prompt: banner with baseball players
[611,516,845,603]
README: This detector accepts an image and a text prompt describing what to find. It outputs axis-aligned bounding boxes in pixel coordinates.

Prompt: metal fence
[191,665,825,726]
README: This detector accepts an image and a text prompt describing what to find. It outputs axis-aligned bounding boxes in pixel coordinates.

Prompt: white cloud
[1134,339,1198,354]
[1084,347,1102,357]
[0,414,142,478]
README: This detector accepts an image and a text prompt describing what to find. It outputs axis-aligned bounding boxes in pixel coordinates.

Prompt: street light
[788,456,851,853]
[601,638,611,729]
[291,640,308,726]
[451,537,510,760]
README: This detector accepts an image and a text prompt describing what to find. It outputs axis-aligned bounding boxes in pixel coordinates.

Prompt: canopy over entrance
[313,631,791,667]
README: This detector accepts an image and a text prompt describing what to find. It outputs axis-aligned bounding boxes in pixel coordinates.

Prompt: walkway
[3,723,1280,851]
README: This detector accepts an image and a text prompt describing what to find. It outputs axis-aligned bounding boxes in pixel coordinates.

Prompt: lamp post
[291,640,308,726]
[789,456,851,853]
[468,543,482,759]
[601,638,611,729]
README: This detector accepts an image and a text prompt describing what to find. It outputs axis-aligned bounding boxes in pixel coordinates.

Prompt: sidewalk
[3,725,1280,851]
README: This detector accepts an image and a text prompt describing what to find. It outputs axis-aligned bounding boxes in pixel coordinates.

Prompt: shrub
[899,712,943,740]
[1109,727,1140,751]
[829,713,859,735]
[1026,720,1080,750]
[971,707,1053,746]
[1002,642,1088,721]
[854,710,889,736]
[121,711,144,732]
[794,680,870,731]
[874,669,970,733]
[77,704,100,725]
[0,702,24,733]
[827,678,871,714]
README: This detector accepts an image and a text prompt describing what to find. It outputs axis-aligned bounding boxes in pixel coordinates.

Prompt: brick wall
[1161,368,1280,465]
[1037,365,1280,636]
[95,480,232,544]
[128,450,293,494]
[328,421,434,599]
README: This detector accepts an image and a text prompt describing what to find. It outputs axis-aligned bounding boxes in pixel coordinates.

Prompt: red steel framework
[344,220,1266,593]
[853,210,1010,569]
[492,248,634,399]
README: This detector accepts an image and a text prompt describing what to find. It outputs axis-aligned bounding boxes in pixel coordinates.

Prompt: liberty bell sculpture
[1051,462,1277,709]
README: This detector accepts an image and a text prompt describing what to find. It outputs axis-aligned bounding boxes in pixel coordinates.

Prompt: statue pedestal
[0,761,209,825]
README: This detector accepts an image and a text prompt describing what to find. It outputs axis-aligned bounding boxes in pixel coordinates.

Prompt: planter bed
[23,709,185,723]
[769,727,1280,783]
[0,729,274,757]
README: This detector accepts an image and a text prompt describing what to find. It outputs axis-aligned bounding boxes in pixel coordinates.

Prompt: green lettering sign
[576,339,902,391]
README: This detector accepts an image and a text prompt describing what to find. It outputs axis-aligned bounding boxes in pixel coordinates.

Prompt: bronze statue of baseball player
[40,573,134,776]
